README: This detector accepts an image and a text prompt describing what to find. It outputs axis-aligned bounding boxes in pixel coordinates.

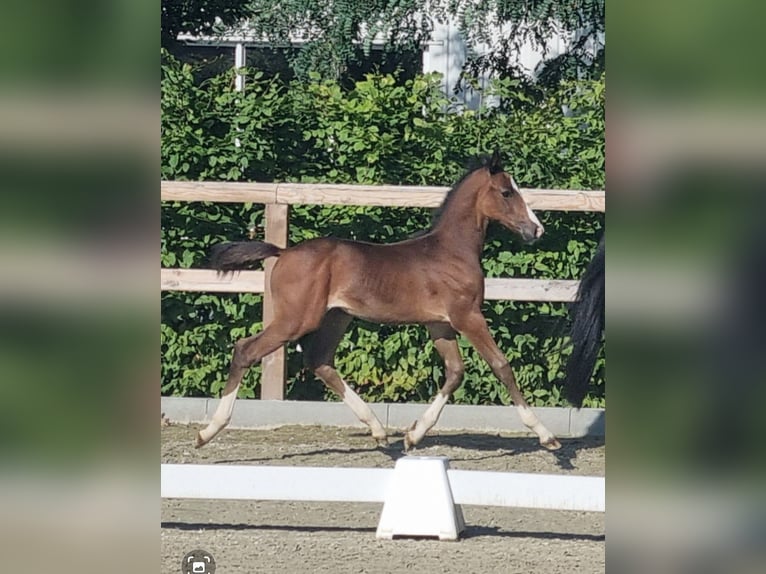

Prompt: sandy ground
[162,424,605,574]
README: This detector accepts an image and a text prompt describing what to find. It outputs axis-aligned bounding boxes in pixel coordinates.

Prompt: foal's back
[270,235,481,325]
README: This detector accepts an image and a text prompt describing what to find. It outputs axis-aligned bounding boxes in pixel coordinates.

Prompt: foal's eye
[501,189,512,198]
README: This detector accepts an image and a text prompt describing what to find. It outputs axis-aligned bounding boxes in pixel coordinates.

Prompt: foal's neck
[430,171,487,258]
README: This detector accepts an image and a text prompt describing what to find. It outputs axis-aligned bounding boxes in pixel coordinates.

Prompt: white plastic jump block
[376,456,465,541]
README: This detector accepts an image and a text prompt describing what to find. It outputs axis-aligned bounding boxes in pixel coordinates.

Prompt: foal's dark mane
[429,154,505,229]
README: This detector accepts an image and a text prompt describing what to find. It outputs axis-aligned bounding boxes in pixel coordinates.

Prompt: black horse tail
[564,236,605,408]
[208,241,283,273]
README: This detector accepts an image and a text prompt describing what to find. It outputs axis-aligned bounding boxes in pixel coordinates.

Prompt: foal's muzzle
[520,222,545,243]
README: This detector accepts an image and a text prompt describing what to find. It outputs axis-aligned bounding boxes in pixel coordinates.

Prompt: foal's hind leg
[196,324,294,448]
[454,310,561,451]
[404,323,464,451]
[302,309,388,444]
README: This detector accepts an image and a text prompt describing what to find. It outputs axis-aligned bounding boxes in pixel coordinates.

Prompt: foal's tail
[209,241,283,272]
[564,236,605,408]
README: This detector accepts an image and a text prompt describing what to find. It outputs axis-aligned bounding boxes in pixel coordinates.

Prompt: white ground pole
[162,456,604,541]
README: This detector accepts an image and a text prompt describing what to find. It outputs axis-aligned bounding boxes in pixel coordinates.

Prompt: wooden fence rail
[161,181,605,399]
[160,269,580,301]
[161,181,605,211]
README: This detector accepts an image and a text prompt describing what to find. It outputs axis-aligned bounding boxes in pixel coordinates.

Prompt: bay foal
[196,152,561,451]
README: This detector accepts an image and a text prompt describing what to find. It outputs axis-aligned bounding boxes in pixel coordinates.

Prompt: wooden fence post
[261,203,290,400]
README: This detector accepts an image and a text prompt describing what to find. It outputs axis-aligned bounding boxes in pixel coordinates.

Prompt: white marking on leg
[516,405,556,444]
[408,393,449,446]
[342,381,386,439]
[198,387,239,444]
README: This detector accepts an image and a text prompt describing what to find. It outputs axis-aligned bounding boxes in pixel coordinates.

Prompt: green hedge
[161,51,605,407]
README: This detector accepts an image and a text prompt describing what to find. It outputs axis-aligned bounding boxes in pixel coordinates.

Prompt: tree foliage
[163,0,604,84]
[161,0,251,49]
[239,0,433,79]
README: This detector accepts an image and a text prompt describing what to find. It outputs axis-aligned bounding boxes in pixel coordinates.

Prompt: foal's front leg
[454,311,562,450]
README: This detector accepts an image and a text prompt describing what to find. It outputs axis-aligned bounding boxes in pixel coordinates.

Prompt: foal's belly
[327,294,450,325]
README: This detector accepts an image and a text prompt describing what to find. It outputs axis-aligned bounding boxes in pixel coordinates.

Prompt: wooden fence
[161,181,605,399]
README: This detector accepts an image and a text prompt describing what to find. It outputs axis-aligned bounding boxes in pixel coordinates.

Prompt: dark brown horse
[196,151,561,451]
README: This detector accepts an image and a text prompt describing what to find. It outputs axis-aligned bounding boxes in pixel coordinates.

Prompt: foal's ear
[488,149,503,174]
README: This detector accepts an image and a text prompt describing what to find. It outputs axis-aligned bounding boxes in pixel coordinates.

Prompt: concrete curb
[162,397,605,438]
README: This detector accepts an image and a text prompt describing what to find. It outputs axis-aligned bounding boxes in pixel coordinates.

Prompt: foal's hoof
[194,432,208,449]
[541,436,562,451]
[403,422,419,452]
[374,435,390,448]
